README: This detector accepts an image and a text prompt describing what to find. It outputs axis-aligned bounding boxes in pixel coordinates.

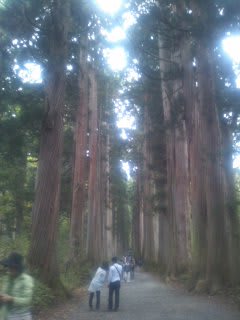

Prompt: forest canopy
[0,0,240,295]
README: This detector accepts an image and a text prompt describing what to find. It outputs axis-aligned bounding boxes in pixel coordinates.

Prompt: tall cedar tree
[28,0,70,287]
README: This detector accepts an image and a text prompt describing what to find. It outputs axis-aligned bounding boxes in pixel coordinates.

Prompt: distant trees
[128,0,240,291]
[0,0,131,288]
[0,1,43,239]
[1,0,240,293]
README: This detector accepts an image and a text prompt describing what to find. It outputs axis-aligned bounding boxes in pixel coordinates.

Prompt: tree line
[128,0,240,293]
[0,0,132,289]
[0,0,240,295]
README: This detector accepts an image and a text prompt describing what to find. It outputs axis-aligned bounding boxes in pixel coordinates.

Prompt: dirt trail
[34,271,240,320]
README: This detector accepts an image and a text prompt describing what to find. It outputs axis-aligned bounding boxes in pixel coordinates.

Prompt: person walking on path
[108,257,123,312]
[123,261,131,282]
[88,262,109,311]
[0,252,34,320]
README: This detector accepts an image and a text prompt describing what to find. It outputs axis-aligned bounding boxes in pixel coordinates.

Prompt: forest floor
[33,270,240,320]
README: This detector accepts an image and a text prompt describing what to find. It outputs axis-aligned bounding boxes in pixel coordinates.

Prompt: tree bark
[28,0,70,288]
[69,35,89,259]
[86,68,99,262]
[142,98,156,262]
[158,30,191,275]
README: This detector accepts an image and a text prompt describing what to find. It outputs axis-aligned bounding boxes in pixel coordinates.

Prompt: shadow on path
[34,271,240,320]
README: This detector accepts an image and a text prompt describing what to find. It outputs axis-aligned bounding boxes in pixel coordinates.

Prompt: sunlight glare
[233,155,240,169]
[95,0,122,14]
[117,115,135,129]
[122,12,137,30]
[126,68,141,82]
[236,76,240,88]
[105,27,126,42]
[121,160,131,180]
[16,63,42,84]
[223,36,240,88]
[223,36,240,63]
[104,47,127,71]
[120,129,128,140]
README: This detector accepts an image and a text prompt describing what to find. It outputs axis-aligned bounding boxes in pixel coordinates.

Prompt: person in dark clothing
[130,256,135,280]
[108,257,123,312]
[123,261,131,282]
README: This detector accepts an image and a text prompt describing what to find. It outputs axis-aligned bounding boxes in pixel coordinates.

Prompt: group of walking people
[88,255,135,312]
[0,252,135,318]
[122,255,135,282]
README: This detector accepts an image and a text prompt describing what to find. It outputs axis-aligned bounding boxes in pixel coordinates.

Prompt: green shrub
[61,259,92,290]
[0,234,30,259]
[32,279,55,312]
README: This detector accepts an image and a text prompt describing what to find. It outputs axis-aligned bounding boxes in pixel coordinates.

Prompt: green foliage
[234,170,240,220]
[32,279,55,311]
[0,191,15,231]
[61,260,92,291]
[0,0,239,299]
[0,225,90,310]
[0,235,30,261]
[57,217,71,267]
[55,217,92,290]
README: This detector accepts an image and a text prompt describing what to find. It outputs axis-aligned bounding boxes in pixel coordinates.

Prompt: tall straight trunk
[158,41,179,275]
[106,133,114,259]
[136,89,163,264]
[86,68,99,261]
[98,82,114,260]
[104,119,114,259]
[99,120,108,259]
[28,1,70,287]
[94,111,102,260]
[188,1,239,289]
[132,174,141,259]
[135,163,145,259]
[196,43,228,288]
[158,34,176,274]
[98,116,104,258]
[15,158,27,234]
[156,0,192,275]
[142,101,155,262]
[69,36,89,259]
[221,123,240,284]
[171,6,191,273]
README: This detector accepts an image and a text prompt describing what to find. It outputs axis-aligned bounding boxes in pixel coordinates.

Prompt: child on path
[88,262,109,311]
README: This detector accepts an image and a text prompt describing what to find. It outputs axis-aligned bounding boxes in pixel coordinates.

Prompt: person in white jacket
[108,257,123,312]
[88,262,109,310]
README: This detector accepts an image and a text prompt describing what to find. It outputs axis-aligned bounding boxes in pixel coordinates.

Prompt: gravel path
[34,271,240,320]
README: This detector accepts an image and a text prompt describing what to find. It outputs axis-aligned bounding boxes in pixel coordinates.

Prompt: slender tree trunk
[69,36,89,259]
[99,119,107,259]
[28,0,70,287]
[15,158,27,234]
[132,174,141,259]
[105,121,114,259]
[86,68,99,261]
[221,123,240,284]
[158,39,176,275]
[142,99,156,262]
[98,82,114,260]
